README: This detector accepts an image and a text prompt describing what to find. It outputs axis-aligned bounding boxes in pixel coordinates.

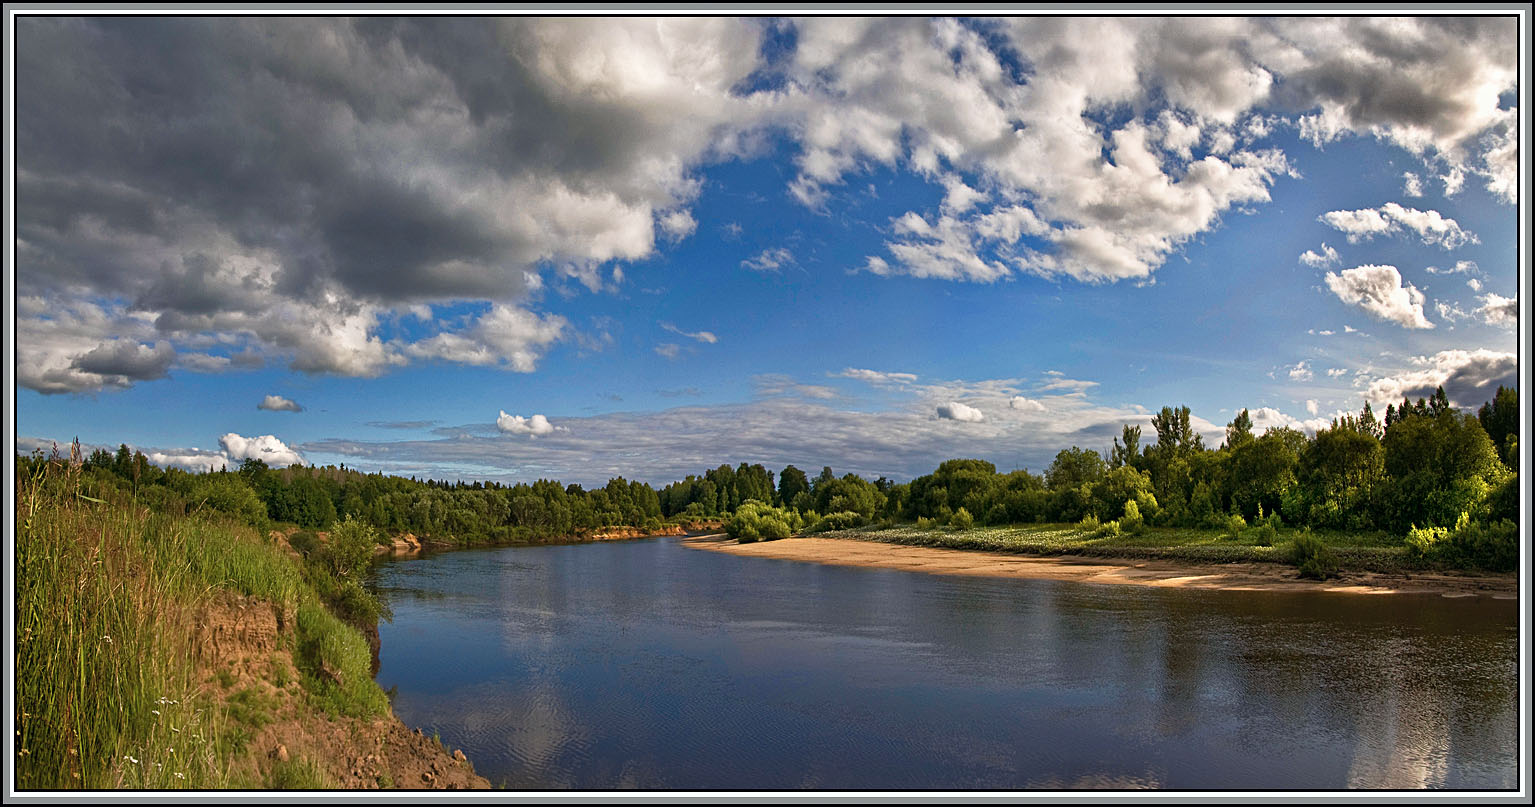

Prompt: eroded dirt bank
[196,592,490,789]
[683,534,1518,598]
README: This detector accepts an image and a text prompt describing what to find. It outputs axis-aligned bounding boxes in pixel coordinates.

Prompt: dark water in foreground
[373,537,1518,790]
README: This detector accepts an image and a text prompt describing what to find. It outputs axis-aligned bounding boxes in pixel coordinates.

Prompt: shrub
[1077,514,1101,534]
[727,500,803,542]
[1094,519,1123,539]
[950,507,975,530]
[288,530,319,556]
[1253,521,1277,547]
[1291,528,1338,580]
[915,516,936,530]
[819,511,865,532]
[316,516,377,580]
[1407,513,1517,572]
[1120,499,1144,534]
[1223,513,1247,539]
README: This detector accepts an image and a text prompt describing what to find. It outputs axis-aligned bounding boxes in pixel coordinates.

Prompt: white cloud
[654,343,681,360]
[658,209,698,242]
[936,401,985,422]
[404,304,566,372]
[257,394,303,413]
[1298,243,1340,268]
[1402,172,1423,197]
[1038,375,1099,394]
[1426,260,1480,276]
[1287,361,1314,381]
[1009,396,1047,413]
[661,322,718,344]
[1467,278,1483,292]
[219,433,305,467]
[1476,293,1517,327]
[1363,349,1517,409]
[741,247,794,273]
[1324,265,1433,329]
[496,411,559,437]
[836,368,918,385]
[1326,367,1348,378]
[1305,399,1318,415]
[1319,203,1477,249]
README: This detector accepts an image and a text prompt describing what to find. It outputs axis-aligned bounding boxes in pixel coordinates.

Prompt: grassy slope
[820,522,1424,575]
[13,460,440,789]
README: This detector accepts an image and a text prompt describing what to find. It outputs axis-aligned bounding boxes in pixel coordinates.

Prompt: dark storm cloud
[70,340,176,381]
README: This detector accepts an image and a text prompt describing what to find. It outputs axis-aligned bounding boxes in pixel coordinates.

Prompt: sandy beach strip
[682,533,1518,599]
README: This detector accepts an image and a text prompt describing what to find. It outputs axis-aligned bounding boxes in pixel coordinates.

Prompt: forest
[21,384,1519,570]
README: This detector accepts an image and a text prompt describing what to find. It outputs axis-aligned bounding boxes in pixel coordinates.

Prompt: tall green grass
[15,452,385,790]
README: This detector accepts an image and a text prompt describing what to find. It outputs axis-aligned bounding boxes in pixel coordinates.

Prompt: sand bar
[682,533,1519,598]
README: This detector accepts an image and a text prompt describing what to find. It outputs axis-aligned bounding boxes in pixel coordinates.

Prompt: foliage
[1291,529,1339,580]
[950,506,975,530]
[1406,513,1518,572]
[725,500,803,542]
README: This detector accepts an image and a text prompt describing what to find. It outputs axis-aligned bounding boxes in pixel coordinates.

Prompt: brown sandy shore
[683,533,1519,599]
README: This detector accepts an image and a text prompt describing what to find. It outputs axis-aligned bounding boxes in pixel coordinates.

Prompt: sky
[7,14,1527,487]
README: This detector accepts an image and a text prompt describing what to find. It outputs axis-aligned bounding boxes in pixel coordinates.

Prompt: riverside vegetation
[14,447,485,790]
[11,386,1519,787]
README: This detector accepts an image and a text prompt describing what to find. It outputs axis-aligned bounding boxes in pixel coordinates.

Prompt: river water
[372,536,1519,790]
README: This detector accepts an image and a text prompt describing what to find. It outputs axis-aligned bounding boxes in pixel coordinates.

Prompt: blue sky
[10,16,1524,486]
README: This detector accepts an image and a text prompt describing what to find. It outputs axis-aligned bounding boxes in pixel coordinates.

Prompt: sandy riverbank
[682,533,1518,598]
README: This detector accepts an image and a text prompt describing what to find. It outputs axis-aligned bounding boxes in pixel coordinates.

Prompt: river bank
[684,533,1519,598]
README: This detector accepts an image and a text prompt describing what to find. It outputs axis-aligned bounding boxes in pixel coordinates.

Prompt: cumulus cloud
[1326,367,1348,378]
[1401,172,1423,197]
[661,322,718,344]
[14,17,768,392]
[1364,349,1517,409]
[1287,361,1314,381]
[1476,293,1517,327]
[936,401,985,422]
[1298,243,1340,268]
[658,210,698,242]
[404,304,566,372]
[219,433,305,467]
[792,17,1512,284]
[258,394,303,412]
[1319,203,1478,249]
[1305,399,1319,416]
[741,247,794,273]
[1324,265,1433,329]
[1009,396,1047,413]
[496,411,559,437]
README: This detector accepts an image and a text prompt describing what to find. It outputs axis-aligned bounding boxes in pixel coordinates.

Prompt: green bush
[822,511,866,531]
[316,516,377,580]
[1223,513,1247,539]
[726,500,803,542]
[950,507,975,530]
[1253,521,1277,547]
[1291,528,1338,580]
[1407,513,1517,572]
[1077,514,1101,534]
[1120,499,1144,534]
[287,531,319,556]
[915,516,936,530]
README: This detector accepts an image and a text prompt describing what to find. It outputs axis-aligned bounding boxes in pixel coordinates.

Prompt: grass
[14,452,391,790]
[825,521,1424,575]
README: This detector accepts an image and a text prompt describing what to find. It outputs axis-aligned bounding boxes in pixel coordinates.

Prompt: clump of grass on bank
[14,450,388,790]
[818,520,1429,576]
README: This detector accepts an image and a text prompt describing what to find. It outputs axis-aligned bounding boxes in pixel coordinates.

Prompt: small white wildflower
[151,710,160,716]
[124,755,139,765]
[101,635,112,644]
[174,772,184,780]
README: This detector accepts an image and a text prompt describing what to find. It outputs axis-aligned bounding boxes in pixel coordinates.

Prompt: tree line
[24,385,1518,547]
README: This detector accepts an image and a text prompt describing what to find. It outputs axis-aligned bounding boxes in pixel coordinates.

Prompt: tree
[1225,409,1254,450]
[1109,425,1141,469]
[1045,447,1105,491]
[1478,386,1518,467]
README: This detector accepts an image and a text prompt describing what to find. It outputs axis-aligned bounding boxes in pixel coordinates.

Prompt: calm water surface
[373,537,1518,790]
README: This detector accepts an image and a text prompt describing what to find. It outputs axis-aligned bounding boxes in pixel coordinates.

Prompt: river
[372,535,1518,790]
